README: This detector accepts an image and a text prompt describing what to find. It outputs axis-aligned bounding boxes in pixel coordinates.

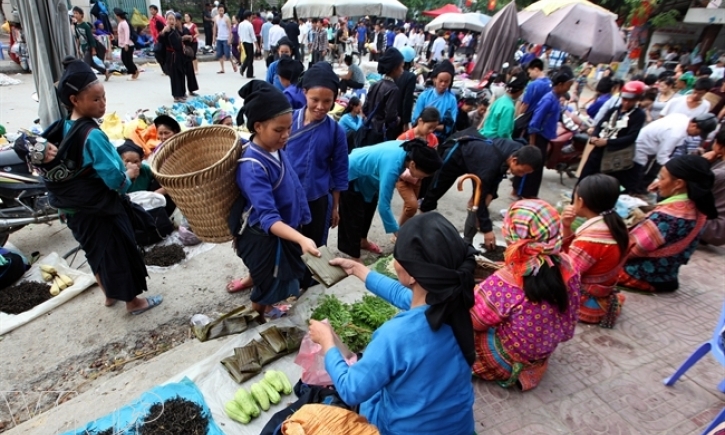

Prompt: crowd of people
[22,3,724,432]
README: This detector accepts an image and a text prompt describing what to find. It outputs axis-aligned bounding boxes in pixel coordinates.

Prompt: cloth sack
[282,404,380,435]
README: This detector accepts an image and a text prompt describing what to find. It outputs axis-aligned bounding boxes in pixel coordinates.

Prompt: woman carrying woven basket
[34,58,161,315]
[232,80,321,321]
[470,200,580,391]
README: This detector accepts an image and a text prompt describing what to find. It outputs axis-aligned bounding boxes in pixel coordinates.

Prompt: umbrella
[425,12,491,33]
[282,0,407,20]
[335,0,407,20]
[472,1,519,81]
[422,4,462,17]
[16,0,74,128]
[523,0,614,16]
[518,0,626,64]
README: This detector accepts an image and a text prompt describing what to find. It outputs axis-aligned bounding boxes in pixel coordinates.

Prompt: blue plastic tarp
[59,377,225,435]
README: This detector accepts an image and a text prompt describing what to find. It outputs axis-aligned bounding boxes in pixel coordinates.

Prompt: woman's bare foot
[105,298,117,307]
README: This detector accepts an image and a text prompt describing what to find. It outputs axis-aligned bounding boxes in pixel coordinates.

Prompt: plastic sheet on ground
[164,276,369,435]
[0,73,22,86]
[58,377,225,435]
[0,252,96,336]
[144,231,216,274]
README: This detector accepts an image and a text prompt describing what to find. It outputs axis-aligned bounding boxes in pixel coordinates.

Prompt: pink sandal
[361,242,383,255]
[226,278,253,294]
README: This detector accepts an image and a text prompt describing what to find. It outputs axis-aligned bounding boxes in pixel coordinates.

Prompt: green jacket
[75,21,96,52]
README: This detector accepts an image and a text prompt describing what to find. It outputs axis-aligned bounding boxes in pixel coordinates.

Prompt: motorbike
[0,133,59,246]
[545,109,592,184]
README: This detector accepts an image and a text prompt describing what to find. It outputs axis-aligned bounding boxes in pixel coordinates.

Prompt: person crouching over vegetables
[232,80,321,321]
[38,58,160,315]
[338,139,442,261]
[310,212,476,435]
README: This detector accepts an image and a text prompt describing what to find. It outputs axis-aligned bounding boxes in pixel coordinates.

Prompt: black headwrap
[153,114,181,133]
[237,80,292,132]
[113,7,127,17]
[57,57,99,107]
[401,139,442,175]
[431,59,455,80]
[377,48,404,75]
[277,56,304,86]
[665,155,718,219]
[116,140,144,159]
[394,212,477,366]
[302,61,340,95]
[277,36,294,50]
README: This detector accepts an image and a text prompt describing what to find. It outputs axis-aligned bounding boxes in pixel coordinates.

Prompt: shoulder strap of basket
[233,156,285,237]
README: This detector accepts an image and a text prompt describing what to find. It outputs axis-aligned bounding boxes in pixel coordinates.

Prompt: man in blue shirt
[517,58,551,118]
[386,26,395,50]
[521,69,574,198]
[356,22,368,55]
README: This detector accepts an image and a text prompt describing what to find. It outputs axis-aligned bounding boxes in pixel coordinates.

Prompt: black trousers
[299,195,329,288]
[204,22,213,47]
[634,159,661,194]
[420,144,467,213]
[338,187,378,259]
[83,48,106,74]
[513,136,548,199]
[241,42,254,78]
[120,46,137,74]
[340,79,364,94]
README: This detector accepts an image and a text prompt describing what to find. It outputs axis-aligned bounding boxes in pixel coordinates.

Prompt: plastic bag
[100,112,124,140]
[130,8,149,28]
[92,56,105,69]
[294,320,357,386]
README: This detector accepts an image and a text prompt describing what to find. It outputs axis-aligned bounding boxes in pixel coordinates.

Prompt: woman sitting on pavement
[117,141,176,217]
[470,199,580,391]
[212,110,234,127]
[338,139,441,261]
[231,80,320,319]
[310,212,476,435]
[618,155,718,292]
[701,130,725,246]
[338,54,366,95]
[562,174,629,328]
[151,114,181,155]
[38,58,159,314]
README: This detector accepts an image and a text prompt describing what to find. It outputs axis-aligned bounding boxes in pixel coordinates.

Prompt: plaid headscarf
[503,199,562,286]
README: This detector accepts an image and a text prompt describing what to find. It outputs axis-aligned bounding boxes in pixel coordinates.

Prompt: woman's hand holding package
[299,236,320,257]
[308,319,335,352]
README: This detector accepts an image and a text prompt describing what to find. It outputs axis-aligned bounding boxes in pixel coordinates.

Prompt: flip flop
[217,71,225,74]
[265,307,287,320]
[129,295,163,315]
[227,278,253,294]
[361,242,383,255]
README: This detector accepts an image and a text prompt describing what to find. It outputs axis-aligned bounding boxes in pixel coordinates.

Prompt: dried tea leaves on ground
[0,281,52,314]
[140,396,209,435]
[144,244,186,267]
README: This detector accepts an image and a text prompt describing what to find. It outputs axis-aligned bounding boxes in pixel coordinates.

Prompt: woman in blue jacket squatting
[310,212,476,435]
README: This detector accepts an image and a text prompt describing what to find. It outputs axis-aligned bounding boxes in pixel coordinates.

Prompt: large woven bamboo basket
[149,126,242,243]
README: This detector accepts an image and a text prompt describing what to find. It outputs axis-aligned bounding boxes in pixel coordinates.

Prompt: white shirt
[215,15,230,40]
[239,20,256,44]
[710,64,725,81]
[299,22,309,44]
[635,113,691,166]
[268,25,286,47]
[431,37,447,61]
[393,33,408,50]
[660,97,711,119]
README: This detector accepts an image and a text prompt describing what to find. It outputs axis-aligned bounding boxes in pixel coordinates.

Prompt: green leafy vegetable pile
[310,295,398,353]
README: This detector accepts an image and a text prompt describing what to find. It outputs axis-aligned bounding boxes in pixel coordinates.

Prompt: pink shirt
[470,265,580,362]
[117,20,132,47]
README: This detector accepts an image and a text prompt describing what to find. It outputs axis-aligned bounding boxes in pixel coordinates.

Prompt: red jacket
[150,13,167,43]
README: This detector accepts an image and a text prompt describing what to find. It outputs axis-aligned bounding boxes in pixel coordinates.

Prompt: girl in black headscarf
[362,48,405,145]
[618,155,718,292]
[309,212,476,435]
[35,58,160,315]
[158,12,199,102]
[228,81,320,318]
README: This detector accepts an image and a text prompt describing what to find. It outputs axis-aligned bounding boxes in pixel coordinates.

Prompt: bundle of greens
[310,295,398,353]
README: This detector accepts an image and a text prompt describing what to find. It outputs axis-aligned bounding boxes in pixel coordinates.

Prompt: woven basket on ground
[150,126,242,243]
[474,257,501,283]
